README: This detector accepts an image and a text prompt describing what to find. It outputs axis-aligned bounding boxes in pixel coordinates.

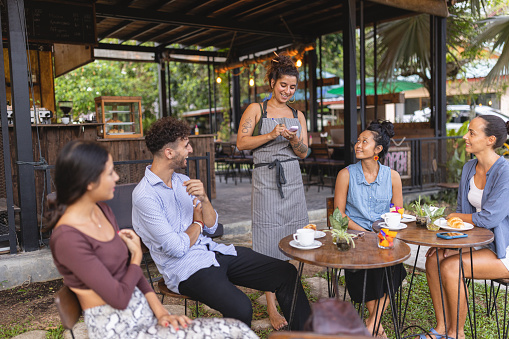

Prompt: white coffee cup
[61,117,70,124]
[382,213,402,228]
[293,228,315,247]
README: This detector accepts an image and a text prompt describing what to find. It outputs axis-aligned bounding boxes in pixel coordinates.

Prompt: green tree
[474,15,509,84]
[55,60,159,118]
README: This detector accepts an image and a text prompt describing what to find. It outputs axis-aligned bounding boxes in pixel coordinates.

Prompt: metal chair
[486,278,509,339]
[54,285,82,339]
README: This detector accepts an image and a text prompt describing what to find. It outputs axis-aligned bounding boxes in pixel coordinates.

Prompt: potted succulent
[411,196,445,230]
[329,207,356,251]
[410,196,428,227]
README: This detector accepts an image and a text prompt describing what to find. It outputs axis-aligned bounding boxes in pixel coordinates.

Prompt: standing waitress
[237,54,309,330]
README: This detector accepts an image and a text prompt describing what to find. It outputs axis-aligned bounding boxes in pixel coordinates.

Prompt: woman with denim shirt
[334,120,405,337]
[423,115,509,339]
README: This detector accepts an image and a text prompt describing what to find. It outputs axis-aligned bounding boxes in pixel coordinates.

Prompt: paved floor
[212,175,333,225]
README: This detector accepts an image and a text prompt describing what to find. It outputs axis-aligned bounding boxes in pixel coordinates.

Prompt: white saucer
[401,214,416,222]
[314,231,326,239]
[378,222,407,231]
[289,240,322,250]
[434,218,474,231]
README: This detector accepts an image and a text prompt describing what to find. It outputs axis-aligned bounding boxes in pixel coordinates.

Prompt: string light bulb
[216,76,222,84]
[488,100,492,106]
[249,78,255,87]
[296,59,302,68]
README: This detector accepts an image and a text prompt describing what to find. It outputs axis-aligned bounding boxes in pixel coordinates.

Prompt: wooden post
[343,0,358,165]
[308,49,318,132]
[7,0,38,251]
[158,56,167,118]
[232,67,242,132]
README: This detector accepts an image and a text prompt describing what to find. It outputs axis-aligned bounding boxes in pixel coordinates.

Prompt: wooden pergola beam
[95,4,308,40]
[216,43,315,73]
[369,0,449,17]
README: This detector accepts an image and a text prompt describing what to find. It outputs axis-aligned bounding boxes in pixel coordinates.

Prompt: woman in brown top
[49,140,257,339]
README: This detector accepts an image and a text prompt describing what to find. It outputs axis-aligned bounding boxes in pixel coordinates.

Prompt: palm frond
[469,0,486,18]
[375,15,430,82]
[474,16,509,84]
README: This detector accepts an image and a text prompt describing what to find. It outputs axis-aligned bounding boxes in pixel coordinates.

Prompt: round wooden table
[279,231,411,338]
[373,220,494,249]
[373,220,494,339]
[279,231,411,269]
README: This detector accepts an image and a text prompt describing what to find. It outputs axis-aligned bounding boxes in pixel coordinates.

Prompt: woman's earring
[374,155,379,161]
[289,96,296,103]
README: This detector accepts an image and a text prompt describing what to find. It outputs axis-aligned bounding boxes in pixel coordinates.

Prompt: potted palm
[329,207,356,251]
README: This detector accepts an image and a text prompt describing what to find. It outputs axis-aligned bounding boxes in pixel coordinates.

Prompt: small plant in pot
[411,196,429,227]
[329,207,356,251]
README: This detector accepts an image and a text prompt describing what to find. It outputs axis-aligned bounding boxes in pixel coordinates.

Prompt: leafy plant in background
[446,120,469,182]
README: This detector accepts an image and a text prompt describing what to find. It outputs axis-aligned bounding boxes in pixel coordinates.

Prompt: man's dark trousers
[179,246,311,330]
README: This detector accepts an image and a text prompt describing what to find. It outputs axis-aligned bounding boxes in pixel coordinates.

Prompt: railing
[385,136,464,192]
[27,153,212,250]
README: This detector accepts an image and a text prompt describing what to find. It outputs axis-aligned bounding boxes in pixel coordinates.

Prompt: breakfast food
[447,217,464,229]
[390,206,405,216]
[304,224,317,230]
[106,118,122,123]
[378,228,398,248]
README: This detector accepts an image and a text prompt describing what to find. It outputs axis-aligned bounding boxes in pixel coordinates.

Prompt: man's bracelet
[193,220,204,234]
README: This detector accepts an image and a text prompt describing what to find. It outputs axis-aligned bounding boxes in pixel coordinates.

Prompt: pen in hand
[272,118,283,127]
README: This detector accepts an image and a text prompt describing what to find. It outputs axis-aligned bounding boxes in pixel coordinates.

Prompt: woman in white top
[423,115,509,339]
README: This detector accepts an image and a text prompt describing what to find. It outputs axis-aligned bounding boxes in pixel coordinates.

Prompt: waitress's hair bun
[366,120,395,160]
[265,54,299,89]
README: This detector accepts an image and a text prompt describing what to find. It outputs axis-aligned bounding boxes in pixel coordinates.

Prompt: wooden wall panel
[0,126,216,222]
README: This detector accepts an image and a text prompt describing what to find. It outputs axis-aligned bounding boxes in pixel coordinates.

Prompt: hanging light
[488,100,492,106]
[295,59,303,68]
[216,76,222,84]
[249,78,255,87]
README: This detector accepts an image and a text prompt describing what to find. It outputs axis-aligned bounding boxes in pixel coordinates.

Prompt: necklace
[91,211,102,228]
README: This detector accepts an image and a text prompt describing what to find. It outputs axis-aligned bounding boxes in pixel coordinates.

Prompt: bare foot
[265,291,288,330]
[267,307,288,330]
[366,324,387,338]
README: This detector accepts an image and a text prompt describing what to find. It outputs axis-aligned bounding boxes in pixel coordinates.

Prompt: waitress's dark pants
[179,246,311,330]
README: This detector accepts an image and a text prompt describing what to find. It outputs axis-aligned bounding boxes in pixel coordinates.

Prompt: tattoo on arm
[241,118,252,134]
[291,137,308,155]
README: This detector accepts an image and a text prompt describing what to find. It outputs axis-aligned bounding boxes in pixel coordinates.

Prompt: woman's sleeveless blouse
[345,161,392,231]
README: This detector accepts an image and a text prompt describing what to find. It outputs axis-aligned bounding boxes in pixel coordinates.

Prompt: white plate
[401,214,416,222]
[378,222,408,231]
[314,231,326,239]
[289,240,322,250]
[434,218,474,231]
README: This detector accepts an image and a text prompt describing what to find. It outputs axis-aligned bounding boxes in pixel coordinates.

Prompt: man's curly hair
[145,117,190,154]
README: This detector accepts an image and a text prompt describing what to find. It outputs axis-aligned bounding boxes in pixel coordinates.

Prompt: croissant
[304,224,317,230]
[447,217,464,229]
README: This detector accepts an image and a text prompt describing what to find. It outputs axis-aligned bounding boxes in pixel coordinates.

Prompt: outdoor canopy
[327,80,424,96]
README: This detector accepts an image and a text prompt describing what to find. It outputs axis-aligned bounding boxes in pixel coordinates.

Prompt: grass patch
[0,323,28,339]
[3,268,508,339]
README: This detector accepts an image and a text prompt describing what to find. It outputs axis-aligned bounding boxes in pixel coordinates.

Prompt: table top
[279,231,411,269]
[373,220,494,248]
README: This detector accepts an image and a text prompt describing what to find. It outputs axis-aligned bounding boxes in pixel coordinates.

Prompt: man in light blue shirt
[133,117,310,329]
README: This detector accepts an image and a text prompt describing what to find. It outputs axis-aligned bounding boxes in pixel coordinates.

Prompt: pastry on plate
[304,224,316,230]
[447,217,464,229]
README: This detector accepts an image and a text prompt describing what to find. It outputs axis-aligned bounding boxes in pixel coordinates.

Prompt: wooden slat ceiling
[95,0,444,59]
